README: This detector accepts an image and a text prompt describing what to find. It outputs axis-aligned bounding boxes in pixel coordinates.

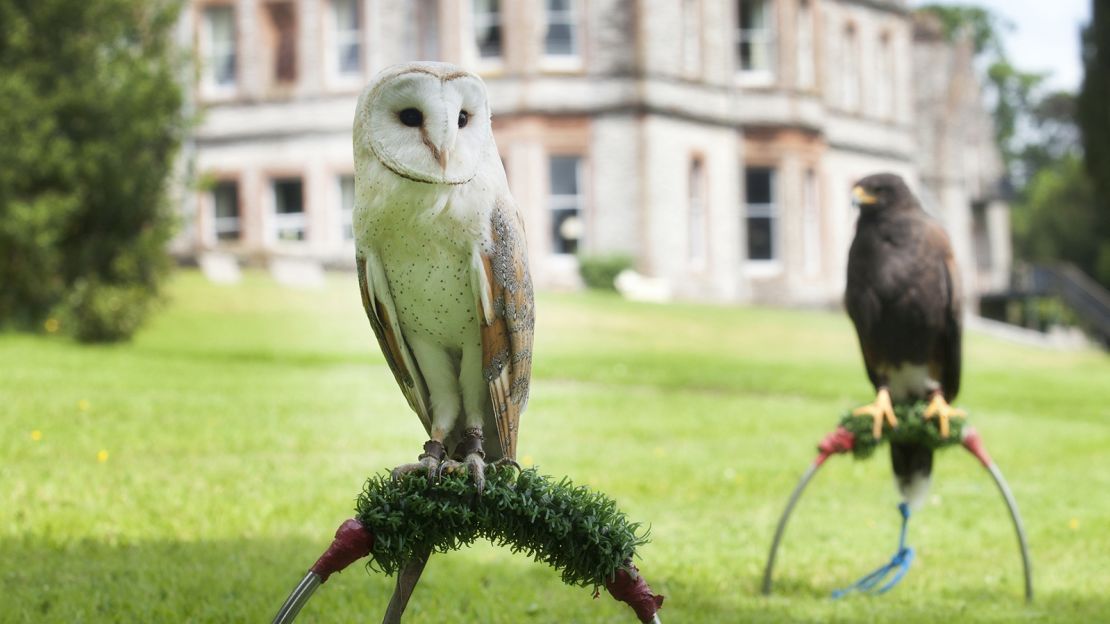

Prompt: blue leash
[832,502,915,598]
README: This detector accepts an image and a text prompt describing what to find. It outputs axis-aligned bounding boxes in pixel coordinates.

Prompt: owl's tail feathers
[891,441,933,509]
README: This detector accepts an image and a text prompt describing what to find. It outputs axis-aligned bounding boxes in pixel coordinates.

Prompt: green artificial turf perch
[272,465,664,623]
[836,400,967,460]
[356,466,650,589]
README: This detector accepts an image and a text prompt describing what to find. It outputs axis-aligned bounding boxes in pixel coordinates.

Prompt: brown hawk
[845,173,964,506]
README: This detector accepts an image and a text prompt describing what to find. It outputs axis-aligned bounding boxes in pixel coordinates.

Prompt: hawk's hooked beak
[852,185,878,206]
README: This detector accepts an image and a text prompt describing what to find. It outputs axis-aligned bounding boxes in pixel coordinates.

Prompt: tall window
[544,0,578,57]
[688,158,707,266]
[876,33,895,119]
[745,167,776,261]
[737,0,774,79]
[682,0,702,77]
[266,1,298,83]
[212,181,240,241]
[801,169,820,276]
[339,175,355,241]
[473,0,503,60]
[842,24,860,111]
[202,5,236,90]
[332,0,362,77]
[272,178,306,242]
[796,0,814,89]
[549,156,583,255]
[406,0,441,61]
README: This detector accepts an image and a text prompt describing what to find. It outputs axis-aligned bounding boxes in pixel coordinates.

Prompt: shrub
[0,0,185,342]
[578,254,634,291]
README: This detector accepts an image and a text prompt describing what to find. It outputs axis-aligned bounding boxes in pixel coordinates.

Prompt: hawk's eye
[457,110,469,128]
[398,108,423,128]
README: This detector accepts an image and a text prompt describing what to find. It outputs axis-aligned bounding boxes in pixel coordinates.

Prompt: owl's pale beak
[423,115,458,174]
[435,147,451,172]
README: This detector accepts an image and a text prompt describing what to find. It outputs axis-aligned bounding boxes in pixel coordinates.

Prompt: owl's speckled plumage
[352,62,533,466]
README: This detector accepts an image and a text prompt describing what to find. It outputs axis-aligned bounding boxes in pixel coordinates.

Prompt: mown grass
[2,270,1108,622]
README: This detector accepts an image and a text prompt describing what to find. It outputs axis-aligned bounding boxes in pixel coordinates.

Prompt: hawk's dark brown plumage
[845,173,963,505]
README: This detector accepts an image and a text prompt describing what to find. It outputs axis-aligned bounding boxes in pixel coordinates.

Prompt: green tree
[1077,0,1110,287]
[1012,155,1098,271]
[0,0,185,341]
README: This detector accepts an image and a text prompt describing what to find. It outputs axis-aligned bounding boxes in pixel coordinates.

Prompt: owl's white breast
[354,159,501,350]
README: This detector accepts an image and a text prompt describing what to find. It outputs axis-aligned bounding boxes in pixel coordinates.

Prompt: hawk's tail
[890,441,933,509]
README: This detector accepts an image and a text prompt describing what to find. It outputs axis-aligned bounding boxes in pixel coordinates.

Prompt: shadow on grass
[0,535,391,623]
[4,536,1108,623]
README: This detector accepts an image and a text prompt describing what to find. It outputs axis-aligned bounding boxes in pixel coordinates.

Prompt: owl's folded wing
[472,197,534,461]
[358,251,432,434]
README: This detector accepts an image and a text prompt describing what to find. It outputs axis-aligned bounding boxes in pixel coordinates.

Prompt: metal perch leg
[761,460,824,595]
[382,548,432,624]
[964,427,1033,602]
[272,572,322,624]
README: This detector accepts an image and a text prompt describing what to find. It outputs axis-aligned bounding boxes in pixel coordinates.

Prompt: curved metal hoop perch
[271,468,664,623]
[761,461,823,595]
[761,427,1033,602]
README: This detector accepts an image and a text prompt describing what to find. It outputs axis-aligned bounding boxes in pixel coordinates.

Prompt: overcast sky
[912,0,1092,91]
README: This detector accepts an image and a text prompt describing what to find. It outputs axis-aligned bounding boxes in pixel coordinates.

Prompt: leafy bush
[578,254,634,291]
[0,0,185,341]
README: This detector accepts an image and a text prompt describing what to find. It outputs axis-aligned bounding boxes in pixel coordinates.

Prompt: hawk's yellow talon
[853,387,898,439]
[923,394,964,438]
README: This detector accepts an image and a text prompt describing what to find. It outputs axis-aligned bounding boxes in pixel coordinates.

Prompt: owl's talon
[491,457,521,475]
[391,455,440,483]
[466,454,487,495]
[436,455,487,493]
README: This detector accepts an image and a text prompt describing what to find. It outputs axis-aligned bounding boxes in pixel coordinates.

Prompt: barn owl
[352,62,533,492]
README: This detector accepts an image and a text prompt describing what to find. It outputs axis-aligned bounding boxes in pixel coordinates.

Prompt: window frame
[472,0,505,70]
[687,155,708,268]
[541,0,583,71]
[682,0,704,79]
[743,165,781,272]
[548,154,585,257]
[736,0,776,85]
[327,0,364,85]
[841,22,861,112]
[338,174,356,242]
[210,179,242,244]
[199,3,238,99]
[405,0,442,62]
[270,177,308,244]
[796,0,815,90]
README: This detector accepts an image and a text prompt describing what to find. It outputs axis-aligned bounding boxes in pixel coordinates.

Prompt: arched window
[796,0,815,89]
[842,23,860,111]
[688,157,707,266]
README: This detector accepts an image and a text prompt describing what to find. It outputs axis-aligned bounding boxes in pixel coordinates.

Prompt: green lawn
[2,270,1108,623]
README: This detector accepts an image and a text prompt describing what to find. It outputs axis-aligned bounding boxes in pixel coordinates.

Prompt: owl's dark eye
[398,108,423,128]
[457,110,469,128]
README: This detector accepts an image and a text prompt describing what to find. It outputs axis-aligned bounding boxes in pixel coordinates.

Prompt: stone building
[175,0,1009,307]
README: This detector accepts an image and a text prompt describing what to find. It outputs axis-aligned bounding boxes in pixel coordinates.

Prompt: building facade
[174,0,1009,307]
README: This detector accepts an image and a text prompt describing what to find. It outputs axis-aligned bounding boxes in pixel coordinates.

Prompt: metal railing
[1026,263,1110,344]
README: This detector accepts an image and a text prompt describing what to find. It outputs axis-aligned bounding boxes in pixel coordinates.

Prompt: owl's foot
[490,457,521,475]
[391,439,447,483]
[852,387,898,439]
[923,392,965,438]
[438,427,487,493]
